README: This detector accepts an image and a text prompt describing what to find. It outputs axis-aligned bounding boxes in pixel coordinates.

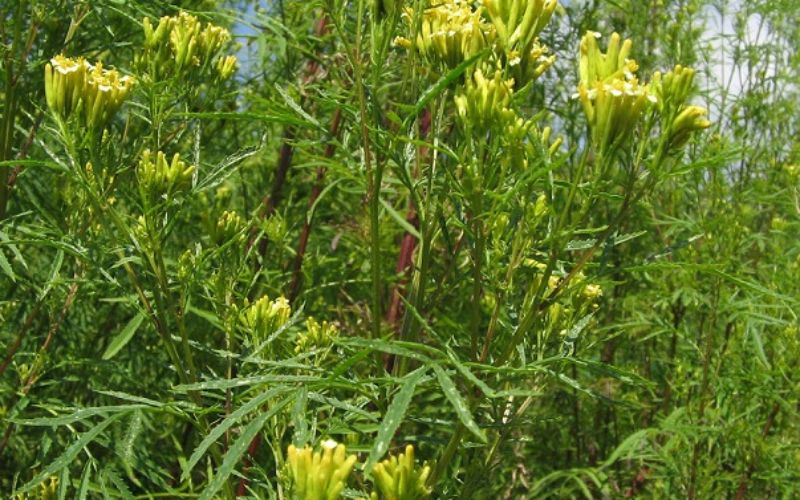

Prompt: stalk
[353,0,381,338]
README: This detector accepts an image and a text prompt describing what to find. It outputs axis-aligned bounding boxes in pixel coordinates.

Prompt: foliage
[1,0,798,497]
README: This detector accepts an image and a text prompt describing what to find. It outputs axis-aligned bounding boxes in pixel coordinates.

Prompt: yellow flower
[370,445,432,500]
[138,12,236,81]
[573,32,658,153]
[44,55,135,129]
[211,210,245,246]
[137,150,195,201]
[296,317,339,354]
[577,76,656,153]
[241,295,291,343]
[578,31,638,86]
[400,0,493,70]
[484,0,558,85]
[651,66,712,150]
[454,66,517,133]
[287,441,357,500]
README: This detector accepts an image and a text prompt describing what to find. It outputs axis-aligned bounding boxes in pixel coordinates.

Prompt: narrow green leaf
[275,84,323,131]
[406,49,488,126]
[77,461,92,500]
[38,249,64,300]
[0,248,16,282]
[58,466,69,500]
[380,198,421,239]
[13,405,147,426]
[117,410,143,470]
[291,387,309,446]
[199,398,290,500]
[102,312,146,360]
[16,413,122,495]
[447,354,496,398]
[173,374,319,392]
[183,386,290,480]
[365,367,427,473]
[432,365,486,443]
[196,140,263,192]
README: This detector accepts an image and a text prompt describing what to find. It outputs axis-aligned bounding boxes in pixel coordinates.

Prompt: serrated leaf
[432,365,486,443]
[365,367,427,473]
[117,410,143,469]
[183,386,290,480]
[77,461,92,500]
[16,413,123,495]
[199,397,291,500]
[102,312,146,360]
[195,139,264,192]
[0,248,16,282]
[13,405,147,426]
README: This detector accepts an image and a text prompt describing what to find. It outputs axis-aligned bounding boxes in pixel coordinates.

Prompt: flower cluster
[484,0,557,85]
[241,294,291,343]
[44,55,135,129]
[651,65,712,150]
[286,440,357,500]
[396,0,493,70]
[210,210,245,246]
[136,150,195,202]
[575,32,657,154]
[138,11,237,81]
[370,445,432,500]
[454,67,516,134]
[295,317,339,354]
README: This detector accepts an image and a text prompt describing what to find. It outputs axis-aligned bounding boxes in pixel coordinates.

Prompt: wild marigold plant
[0,0,797,498]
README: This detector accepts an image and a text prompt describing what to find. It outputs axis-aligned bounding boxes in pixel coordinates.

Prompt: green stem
[354,0,381,339]
[0,1,25,221]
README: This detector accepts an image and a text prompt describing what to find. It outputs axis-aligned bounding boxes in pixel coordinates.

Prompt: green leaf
[196,139,264,192]
[199,397,291,500]
[405,49,488,127]
[0,247,16,282]
[183,386,291,480]
[117,410,143,470]
[102,312,146,360]
[275,84,323,131]
[432,365,486,443]
[365,367,427,473]
[12,405,147,426]
[447,353,496,398]
[380,197,421,239]
[15,413,123,495]
[77,461,92,500]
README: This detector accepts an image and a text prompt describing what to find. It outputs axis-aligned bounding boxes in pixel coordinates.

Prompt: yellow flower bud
[137,150,195,201]
[296,317,339,354]
[371,445,432,500]
[242,295,292,344]
[287,441,357,500]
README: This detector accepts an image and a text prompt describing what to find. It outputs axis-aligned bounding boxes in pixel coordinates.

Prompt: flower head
[44,55,135,129]
[286,441,357,500]
[400,0,493,70]
[138,12,236,81]
[370,445,432,500]
[575,32,655,153]
[241,295,291,343]
[137,150,195,201]
[455,66,517,134]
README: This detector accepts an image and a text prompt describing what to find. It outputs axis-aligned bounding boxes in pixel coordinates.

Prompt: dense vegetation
[1,0,798,497]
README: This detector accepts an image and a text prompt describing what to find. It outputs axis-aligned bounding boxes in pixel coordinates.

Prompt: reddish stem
[252,17,330,259]
[288,107,343,302]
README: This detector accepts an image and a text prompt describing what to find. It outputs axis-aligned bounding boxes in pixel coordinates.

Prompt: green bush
[1,0,797,497]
